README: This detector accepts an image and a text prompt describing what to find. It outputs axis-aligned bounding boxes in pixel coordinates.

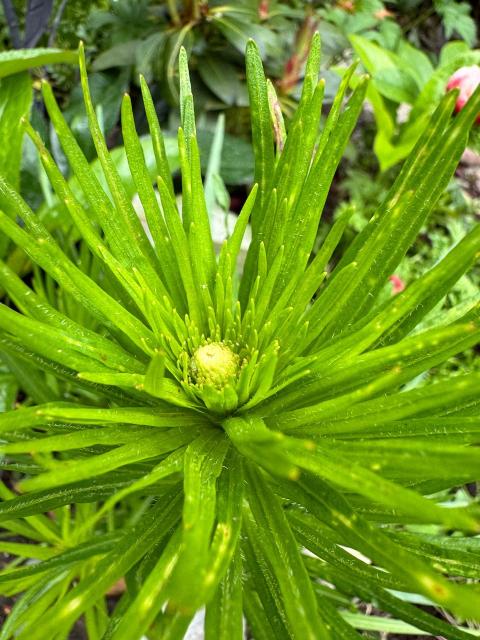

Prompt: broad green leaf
[373,67,419,103]
[0,73,31,191]
[198,58,248,107]
[397,40,434,88]
[0,48,77,78]
[349,35,398,75]
[91,40,140,71]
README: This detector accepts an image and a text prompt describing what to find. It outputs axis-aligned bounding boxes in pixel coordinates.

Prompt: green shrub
[348,35,480,170]
[0,36,480,639]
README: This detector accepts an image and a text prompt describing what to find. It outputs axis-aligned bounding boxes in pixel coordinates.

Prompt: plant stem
[167,0,181,26]
[48,0,69,47]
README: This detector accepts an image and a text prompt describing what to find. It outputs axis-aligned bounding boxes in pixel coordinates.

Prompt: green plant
[427,0,477,46]
[349,35,480,170]
[324,0,478,49]
[87,0,305,107]
[0,47,78,261]
[1,35,480,639]
[329,166,480,385]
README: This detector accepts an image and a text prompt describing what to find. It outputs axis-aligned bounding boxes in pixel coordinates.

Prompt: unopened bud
[446,65,480,124]
[190,342,239,388]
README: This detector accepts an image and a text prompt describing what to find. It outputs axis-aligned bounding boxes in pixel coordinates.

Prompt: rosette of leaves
[0,35,480,640]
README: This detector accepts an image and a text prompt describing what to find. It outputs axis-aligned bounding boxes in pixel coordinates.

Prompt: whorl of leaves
[0,35,479,639]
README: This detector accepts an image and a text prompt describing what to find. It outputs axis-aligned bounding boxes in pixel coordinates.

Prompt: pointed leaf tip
[179,46,189,68]
[246,39,260,55]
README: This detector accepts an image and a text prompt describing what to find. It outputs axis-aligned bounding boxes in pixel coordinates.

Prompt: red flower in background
[258,0,269,20]
[277,16,318,95]
[446,65,480,124]
[389,275,405,295]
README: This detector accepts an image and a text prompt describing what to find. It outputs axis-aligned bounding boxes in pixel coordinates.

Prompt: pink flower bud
[446,65,480,123]
[389,275,405,295]
[258,0,269,20]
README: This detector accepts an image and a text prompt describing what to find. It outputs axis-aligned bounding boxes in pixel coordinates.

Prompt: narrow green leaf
[121,93,186,309]
[168,431,229,612]
[275,76,368,297]
[242,530,293,640]
[244,464,329,640]
[178,47,196,147]
[205,548,243,640]
[283,476,480,620]
[0,72,31,198]
[0,532,121,585]
[25,492,182,640]
[19,429,195,491]
[1,424,156,454]
[77,44,162,283]
[245,39,275,222]
[289,509,476,640]
[109,529,182,640]
[140,74,175,199]
[301,32,321,102]
[0,190,155,354]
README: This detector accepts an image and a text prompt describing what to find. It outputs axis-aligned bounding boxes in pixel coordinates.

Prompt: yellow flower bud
[190,342,239,388]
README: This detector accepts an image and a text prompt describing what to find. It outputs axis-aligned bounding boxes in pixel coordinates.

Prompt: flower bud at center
[190,342,239,388]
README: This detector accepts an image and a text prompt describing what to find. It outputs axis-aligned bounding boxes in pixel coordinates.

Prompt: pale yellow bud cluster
[190,342,239,388]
